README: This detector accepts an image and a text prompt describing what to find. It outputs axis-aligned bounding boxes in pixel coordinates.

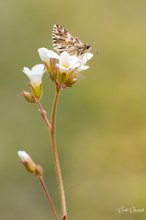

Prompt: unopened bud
[21,91,35,103]
[17,151,43,176]
[64,77,78,87]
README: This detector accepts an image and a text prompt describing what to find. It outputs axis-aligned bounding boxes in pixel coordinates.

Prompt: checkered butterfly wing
[52,24,91,56]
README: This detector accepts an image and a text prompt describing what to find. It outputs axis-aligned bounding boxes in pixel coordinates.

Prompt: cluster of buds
[22,46,93,102]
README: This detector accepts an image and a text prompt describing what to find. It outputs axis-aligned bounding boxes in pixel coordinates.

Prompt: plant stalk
[34,87,67,219]
[51,86,67,220]
[38,175,58,220]
[34,98,51,132]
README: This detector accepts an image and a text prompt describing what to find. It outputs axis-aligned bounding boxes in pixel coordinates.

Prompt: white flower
[56,51,80,73]
[38,48,93,74]
[38,47,59,62]
[37,47,93,88]
[22,64,45,85]
[17,151,31,163]
[77,52,93,72]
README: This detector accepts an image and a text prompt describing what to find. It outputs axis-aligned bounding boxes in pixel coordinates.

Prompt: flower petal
[80,52,93,65]
[38,47,59,62]
[22,64,45,85]
[32,64,45,75]
[85,52,93,60]
[17,151,31,162]
[59,51,71,67]
[56,63,70,72]
[22,67,31,78]
[79,65,89,71]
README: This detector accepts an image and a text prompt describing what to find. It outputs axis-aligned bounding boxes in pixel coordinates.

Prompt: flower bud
[17,151,43,176]
[21,91,35,103]
[64,77,78,87]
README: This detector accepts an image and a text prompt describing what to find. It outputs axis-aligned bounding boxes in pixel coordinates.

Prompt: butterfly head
[85,44,92,52]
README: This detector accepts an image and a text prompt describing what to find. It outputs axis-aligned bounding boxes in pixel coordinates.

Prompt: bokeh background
[1,0,146,219]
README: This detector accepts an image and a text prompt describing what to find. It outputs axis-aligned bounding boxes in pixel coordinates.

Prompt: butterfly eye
[86,45,91,50]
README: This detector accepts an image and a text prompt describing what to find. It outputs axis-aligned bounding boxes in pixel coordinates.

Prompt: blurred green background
[1,0,146,219]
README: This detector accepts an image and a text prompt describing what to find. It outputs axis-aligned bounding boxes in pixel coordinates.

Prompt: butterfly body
[52,24,91,56]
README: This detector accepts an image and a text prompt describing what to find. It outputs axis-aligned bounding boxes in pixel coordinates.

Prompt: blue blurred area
[0,0,146,219]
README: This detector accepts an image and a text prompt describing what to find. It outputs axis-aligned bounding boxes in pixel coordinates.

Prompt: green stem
[51,87,67,220]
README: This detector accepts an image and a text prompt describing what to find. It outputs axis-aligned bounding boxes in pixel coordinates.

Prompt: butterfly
[52,24,91,56]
